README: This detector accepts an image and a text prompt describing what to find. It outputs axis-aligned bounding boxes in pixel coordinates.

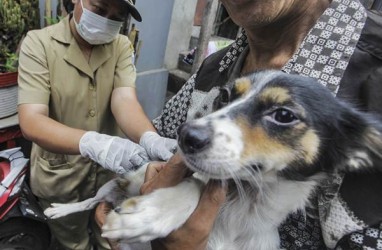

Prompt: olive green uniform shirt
[18,15,136,202]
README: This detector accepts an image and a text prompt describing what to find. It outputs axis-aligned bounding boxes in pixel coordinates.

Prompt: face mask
[74,0,123,45]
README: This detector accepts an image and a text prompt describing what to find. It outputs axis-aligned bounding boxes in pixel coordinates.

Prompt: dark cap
[122,0,142,22]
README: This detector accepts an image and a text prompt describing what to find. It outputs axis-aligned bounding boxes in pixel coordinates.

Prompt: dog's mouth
[183,158,211,175]
[179,147,264,181]
[179,150,236,179]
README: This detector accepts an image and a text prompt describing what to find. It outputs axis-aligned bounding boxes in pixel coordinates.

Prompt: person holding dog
[95,156,228,250]
[96,0,382,249]
[17,0,177,249]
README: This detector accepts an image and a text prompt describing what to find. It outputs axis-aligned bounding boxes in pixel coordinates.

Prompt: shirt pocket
[30,155,81,202]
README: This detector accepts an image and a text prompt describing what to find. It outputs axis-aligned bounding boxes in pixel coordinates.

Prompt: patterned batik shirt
[153,0,382,249]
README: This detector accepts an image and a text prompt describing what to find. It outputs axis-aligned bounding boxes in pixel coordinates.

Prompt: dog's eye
[271,108,298,124]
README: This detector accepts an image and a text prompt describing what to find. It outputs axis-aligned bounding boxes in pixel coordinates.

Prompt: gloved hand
[79,131,149,174]
[139,131,177,161]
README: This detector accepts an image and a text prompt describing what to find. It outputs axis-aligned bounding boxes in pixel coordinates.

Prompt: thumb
[165,138,178,151]
[129,153,146,167]
[141,153,189,194]
[160,151,174,161]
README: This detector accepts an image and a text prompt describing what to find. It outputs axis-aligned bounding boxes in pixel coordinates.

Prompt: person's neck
[69,16,93,62]
[69,16,93,51]
[241,1,330,74]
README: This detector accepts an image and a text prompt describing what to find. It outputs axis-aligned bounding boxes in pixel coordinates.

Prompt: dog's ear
[363,127,382,162]
[345,125,382,173]
[213,77,253,110]
[231,77,252,101]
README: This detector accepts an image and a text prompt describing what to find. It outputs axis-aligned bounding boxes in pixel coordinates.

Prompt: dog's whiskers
[231,175,248,202]
[242,165,263,192]
[241,166,273,228]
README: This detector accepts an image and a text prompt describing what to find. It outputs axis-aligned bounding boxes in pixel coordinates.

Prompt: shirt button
[89,109,96,117]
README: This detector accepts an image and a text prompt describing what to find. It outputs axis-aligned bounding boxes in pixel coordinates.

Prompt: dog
[44,70,382,249]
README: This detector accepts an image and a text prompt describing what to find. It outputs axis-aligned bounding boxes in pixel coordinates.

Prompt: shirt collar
[218,0,367,95]
[49,14,73,44]
[48,14,112,79]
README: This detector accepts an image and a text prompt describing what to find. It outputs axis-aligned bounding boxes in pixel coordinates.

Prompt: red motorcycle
[0,147,51,250]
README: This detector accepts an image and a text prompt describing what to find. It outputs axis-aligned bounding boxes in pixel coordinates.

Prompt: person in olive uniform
[17,0,176,249]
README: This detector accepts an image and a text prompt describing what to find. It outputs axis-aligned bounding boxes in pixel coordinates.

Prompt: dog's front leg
[44,178,121,219]
[101,177,204,243]
[44,163,150,219]
[118,162,149,197]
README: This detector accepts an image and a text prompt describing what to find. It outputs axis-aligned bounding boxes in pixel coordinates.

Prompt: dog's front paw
[102,178,203,242]
[44,203,73,219]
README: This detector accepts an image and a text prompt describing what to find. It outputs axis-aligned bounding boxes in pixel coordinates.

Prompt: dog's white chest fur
[208,177,318,250]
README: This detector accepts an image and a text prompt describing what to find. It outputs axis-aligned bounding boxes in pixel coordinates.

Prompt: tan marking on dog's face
[237,117,296,168]
[259,87,291,104]
[234,77,252,96]
[299,129,320,164]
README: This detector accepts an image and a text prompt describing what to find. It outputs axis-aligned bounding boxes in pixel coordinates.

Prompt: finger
[95,202,112,228]
[187,180,227,229]
[165,139,178,153]
[160,154,194,184]
[144,162,166,182]
[140,153,189,194]
[160,151,174,161]
[115,167,127,175]
[130,152,149,166]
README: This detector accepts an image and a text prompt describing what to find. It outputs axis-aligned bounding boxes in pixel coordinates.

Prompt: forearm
[18,105,85,154]
[120,100,156,142]
[111,87,156,142]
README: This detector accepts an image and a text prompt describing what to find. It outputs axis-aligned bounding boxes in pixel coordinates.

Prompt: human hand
[95,160,168,229]
[151,180,227,250]
[95,202,120,250]
[141,154,227,250]
[95,201,112,229]
[79,131,149,174]
[139,131,177,161]
[140,153,191,194]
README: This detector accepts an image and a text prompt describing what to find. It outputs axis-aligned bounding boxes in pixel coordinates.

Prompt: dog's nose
[177,123,212,154]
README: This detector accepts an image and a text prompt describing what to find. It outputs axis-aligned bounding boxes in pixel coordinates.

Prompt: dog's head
[177,71,382,182]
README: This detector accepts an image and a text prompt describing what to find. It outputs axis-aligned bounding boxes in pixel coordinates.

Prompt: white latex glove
[79,131,149,174]
[139,131,177,161]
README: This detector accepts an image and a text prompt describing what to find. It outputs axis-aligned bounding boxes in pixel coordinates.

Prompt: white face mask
[74,0,123,45]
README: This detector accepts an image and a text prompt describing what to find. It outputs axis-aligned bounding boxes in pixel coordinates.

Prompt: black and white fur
[45,71,382,249]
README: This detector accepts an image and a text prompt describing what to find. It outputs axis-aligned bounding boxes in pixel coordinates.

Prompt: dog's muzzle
[177,123,213,154]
